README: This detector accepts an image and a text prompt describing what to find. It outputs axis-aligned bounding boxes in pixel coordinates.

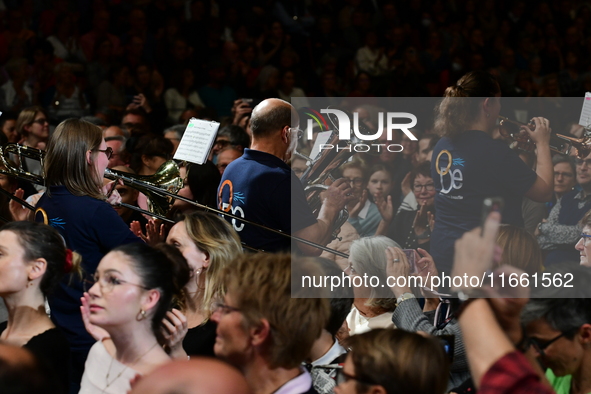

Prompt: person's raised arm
[524,117,553,202]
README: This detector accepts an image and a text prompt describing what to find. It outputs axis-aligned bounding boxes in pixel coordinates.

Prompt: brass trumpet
[497,116,591,158]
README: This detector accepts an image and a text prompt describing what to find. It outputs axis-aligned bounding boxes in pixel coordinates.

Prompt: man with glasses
[538,151,591,266]
[218,98,353,254]
[522,266,591,394]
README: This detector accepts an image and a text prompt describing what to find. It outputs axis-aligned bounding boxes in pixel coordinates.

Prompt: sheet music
[173,118,220,165]
[579,92,591,127]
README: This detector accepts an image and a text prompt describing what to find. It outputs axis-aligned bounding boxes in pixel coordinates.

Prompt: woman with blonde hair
[14,106,50,183]
[35,118,141,392]
[496,224,543,275]
[163,210,243,357]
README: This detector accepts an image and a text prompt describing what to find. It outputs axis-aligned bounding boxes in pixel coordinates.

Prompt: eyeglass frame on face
[580,232,591,245]
[84,271,150,293]
[529,327,578,357]
[412,183,435,192]
[212,301,242,316]
[288,126,303,139]
[345,177,365,187]
[96,147,113,160]
[31,118,49,125]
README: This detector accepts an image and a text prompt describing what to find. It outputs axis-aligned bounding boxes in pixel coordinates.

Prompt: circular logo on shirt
[436,150,452,176]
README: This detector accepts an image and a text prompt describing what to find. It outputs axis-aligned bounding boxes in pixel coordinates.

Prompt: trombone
[0,143,349,258]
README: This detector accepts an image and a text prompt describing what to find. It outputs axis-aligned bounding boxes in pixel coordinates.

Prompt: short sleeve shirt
[430,131,537,272]
[218,149,317,252]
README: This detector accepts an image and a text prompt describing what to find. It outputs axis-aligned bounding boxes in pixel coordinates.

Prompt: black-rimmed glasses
[97,147,113,160]
[530,328,577,357]
[412,183,435,192]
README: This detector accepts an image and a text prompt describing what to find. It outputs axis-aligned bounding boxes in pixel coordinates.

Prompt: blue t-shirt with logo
[430,131,537,274]
[218,148,317,253]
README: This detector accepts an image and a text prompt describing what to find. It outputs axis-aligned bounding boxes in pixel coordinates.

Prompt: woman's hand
[102,180,122,206]
[414,248,440,301]
[348,189,367,218]
[9,188,33,222]
[130,219,166,246]
[385,246,412,298]
[80,292,110,341]
[162,308,189,359]
[522,117,551,146]
[374,193,393,223]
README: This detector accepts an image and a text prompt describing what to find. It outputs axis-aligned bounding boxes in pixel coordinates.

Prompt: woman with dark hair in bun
[0,221,82,393]
[430,71,553,275]
[79,242,190,394]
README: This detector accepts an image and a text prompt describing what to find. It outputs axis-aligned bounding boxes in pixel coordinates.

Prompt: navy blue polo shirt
[218,149,317,252]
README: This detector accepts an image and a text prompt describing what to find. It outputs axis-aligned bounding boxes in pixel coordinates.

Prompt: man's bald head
[250,98,299,139]
[129,358,251,394]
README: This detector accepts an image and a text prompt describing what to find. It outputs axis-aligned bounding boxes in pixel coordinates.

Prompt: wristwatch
[396,292,416,305]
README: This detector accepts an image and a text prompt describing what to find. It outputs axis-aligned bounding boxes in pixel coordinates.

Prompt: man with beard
[218,98,352,254]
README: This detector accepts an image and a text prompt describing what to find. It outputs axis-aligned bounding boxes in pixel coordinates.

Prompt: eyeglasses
[212,302,241,315]
[335,368,376,386]
[346,177,364,187]
[576,158,591,167]
[83,272,149,293]
[289,127,303,139]
[580,233,591,245]
[530,329,575,357]
[96,147,113,160]
[31,118,49,125]
[412,183,435,192]
[214,139,231,148]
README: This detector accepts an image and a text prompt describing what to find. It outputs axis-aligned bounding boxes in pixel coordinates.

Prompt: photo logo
[302,108,418,153]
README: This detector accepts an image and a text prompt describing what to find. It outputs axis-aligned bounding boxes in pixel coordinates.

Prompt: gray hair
[105,135,127,154]
[164,124,186,140]
[552,154,575,174]
[521,264,591,339]
[349,236,400,309]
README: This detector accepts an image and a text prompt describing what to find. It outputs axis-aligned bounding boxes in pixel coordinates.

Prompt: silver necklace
[102,341,159,393]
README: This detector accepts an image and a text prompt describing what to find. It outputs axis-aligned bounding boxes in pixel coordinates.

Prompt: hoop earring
[136,309,147,321]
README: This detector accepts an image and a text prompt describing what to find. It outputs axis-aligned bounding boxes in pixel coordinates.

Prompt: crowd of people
[0,1,590,394]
